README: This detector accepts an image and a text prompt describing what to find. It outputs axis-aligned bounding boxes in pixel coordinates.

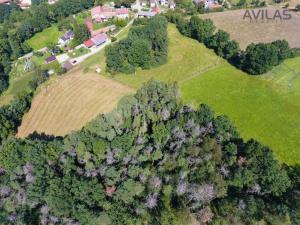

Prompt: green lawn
[68,47,91,58]
[0,53,60,106]
[26,25,63,51]
[94,24,300,165]
[0,61,35,106]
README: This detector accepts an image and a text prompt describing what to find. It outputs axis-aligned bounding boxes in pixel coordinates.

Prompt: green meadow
[100,24,300,165]
[26,25,62,51]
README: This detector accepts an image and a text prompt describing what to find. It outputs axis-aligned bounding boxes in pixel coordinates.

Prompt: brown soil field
[17,71,133,137]
[201,6,300,49]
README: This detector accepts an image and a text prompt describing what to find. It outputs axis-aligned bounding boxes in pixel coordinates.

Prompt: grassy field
[0,59,36,106]
[201,7,300,49]
[26,25,62,51]
[17,23,300,164]
[105,24,300,165]
[17,69,133,137]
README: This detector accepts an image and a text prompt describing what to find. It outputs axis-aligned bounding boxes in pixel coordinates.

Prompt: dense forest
[165,12,299,75]
[0,80,299,224]
[105,16,169,74]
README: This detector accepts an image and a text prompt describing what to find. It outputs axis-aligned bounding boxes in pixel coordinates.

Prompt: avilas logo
[243,9,292,22]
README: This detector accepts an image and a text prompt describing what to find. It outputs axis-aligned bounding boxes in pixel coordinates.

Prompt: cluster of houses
[0,0,59,9]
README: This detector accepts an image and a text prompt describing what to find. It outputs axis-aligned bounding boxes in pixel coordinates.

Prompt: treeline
[165,12,298,75]
[105,16,168,74]
[0,80,299,224]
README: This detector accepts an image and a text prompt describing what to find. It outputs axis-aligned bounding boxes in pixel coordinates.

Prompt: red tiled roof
[152,6,160,13]
[0,0,11,3]
[84,39,95,48]
[85,19,94,33]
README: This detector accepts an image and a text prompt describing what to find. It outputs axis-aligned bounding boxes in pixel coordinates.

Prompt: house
[138,11,157,18]
[91,33,107,46]
[45,55,56,64]
[91,6,128,23]
[206,1,222,9]
[84,39,95,48]
[48,0,58,5]
[194,0,222,9]
[169,0,175,9]
[150,0,156,7]
[19,0,32,9]
[140,0,147,7]
[0,0,12,4]
[115,8,129,19]
[58,30,74,47]
[152,6,160,14]
[159,0,167,6]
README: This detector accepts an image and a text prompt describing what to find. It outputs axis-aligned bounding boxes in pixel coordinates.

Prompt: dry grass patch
[17,70,133,137]
[201,7,300,49]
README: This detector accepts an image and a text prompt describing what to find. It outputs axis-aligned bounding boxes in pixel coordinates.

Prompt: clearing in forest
[17,70,133,137]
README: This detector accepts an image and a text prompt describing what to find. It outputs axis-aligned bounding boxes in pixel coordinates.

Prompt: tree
[128,39,152,69]
[72,23,90,47]
[0,80,298,225]
[106,16,168,74]
[240,43,278,74]
[206,30,240,59]
[189,16,216,43]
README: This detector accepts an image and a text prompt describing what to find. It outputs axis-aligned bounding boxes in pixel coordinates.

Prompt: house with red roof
[84,33,107,48]
[85,19,94,34]
[0,0,12,4]
[19,0,32,9]
[91,6,129,23]
[84,39,95,48]
[152,6,160,14]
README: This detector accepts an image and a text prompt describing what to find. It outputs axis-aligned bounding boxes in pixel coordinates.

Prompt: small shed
[62,61,73,71]
[45,55,56,64]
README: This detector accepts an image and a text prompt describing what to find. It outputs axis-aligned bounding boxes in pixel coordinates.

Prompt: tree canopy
[0,80,299,224]
[105,16,168,74]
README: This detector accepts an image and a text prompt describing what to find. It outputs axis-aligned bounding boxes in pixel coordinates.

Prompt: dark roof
[60,30,74,41]
[91,33,107,46]
[63,61,73,70]
[45,55,56,63]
